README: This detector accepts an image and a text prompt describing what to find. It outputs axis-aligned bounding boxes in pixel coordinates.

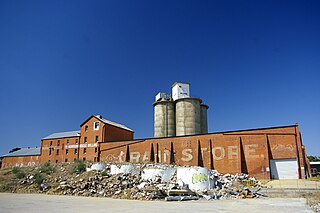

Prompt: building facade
[99,124,310,180]
[0,82,312,180]
[39,115,134,164]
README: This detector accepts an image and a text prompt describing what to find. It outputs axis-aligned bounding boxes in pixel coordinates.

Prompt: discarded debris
[12,163,262,201]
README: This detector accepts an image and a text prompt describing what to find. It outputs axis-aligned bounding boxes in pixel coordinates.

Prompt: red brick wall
[79,117,102,162]
[104,124,134,142]
[40,136,80,164]
[99,125,308,179]
[1,156,40,169]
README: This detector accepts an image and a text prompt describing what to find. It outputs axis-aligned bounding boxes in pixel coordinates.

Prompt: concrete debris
[311,203,320,213]
[16,164,262,201]
[86,163,106,172]
[110,164,140,175]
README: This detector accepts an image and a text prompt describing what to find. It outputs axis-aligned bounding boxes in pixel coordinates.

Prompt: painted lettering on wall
[105,143,261,163]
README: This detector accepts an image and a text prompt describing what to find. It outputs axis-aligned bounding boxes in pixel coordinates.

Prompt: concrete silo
[153,99,176,138]
[200,104,209,134]
[175,98,202,136]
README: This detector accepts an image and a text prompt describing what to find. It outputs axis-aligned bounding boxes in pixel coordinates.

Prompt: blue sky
[0,0,319,156]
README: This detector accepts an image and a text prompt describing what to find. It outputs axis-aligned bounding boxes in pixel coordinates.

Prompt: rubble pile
[16,164,262,201]
[208,171,262,199]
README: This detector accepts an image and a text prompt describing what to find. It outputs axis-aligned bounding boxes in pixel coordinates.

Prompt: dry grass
[302,192,320,207]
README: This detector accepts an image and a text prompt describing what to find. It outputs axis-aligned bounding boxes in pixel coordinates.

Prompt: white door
[270,158,299,179]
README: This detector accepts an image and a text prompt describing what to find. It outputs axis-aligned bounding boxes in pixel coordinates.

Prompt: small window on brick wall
[83,148,87,154]
[84,137,87,143]
[75,139,78,144]
[95,136,99,142]
[56,149,59,155]
[66,149,69,155]
[74,149,78,154]
[94,122,100,130]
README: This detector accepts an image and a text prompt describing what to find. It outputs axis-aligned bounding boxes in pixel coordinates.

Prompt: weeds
[12,167,26,179]
[101,170,109,176]
[39,162,54,174]
[71,160,86,174]
[33,172,44,185]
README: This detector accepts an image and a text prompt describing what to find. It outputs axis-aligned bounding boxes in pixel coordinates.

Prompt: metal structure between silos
[200,104,209,134]
[175,98,202,136]
[153,99,175,138]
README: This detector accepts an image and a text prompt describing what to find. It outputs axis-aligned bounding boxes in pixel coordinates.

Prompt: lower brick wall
[0,125,311,180]
[1,156,40,169]
[99,125,310,180]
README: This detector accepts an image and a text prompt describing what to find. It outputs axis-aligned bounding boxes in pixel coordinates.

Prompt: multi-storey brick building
[0,114,311,180]
[39,115,134,164]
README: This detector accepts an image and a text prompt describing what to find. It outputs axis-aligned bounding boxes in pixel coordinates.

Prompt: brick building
[1,147,40,169]
[99,124,311,179]
[0,115,311,180]
[39,115,134,164]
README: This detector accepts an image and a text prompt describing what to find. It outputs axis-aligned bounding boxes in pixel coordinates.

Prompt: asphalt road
[0,193,313,213]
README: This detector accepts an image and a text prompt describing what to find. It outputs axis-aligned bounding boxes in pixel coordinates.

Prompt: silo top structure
[154,82,209,137]
[172,82,190,101]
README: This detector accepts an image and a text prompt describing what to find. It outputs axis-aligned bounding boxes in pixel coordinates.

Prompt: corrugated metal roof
[95,115,134,132]
[1,147,40,158]
[42,130,80,140]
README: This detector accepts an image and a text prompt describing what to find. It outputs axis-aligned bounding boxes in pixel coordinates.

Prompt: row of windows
[48,147,98,155]
[83,136,99,143]
[48,136,99,147]
[49,138,79,146]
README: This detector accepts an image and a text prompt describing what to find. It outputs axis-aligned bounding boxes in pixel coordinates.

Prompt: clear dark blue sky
[0,0,319,156]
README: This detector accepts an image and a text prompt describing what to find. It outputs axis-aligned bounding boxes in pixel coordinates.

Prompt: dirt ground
[0,193,313,213]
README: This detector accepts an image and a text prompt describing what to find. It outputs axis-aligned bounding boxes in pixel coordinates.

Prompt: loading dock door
[270,159,299,179]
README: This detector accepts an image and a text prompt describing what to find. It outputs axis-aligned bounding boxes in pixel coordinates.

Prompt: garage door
[270,158,299,179]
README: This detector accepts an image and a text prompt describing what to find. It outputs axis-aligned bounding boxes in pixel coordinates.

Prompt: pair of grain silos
[153,82,209,138]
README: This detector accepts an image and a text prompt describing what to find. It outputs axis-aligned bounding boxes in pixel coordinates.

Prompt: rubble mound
[12,163,262,200]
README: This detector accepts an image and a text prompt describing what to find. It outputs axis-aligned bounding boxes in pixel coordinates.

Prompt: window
[84,137,87,143]
[57,140,60,146]
[95,136,99,142]
[50,141,52,146]
[66,149,69,155]
[83,148,87,154]
[94,122,100,130]
[49,148,52,155]
[83,157,86,161]
[94,157,97,162]
[74,158,76,161]
[74,149,78,154]
[75,139,78,144]
[85,125,88,132]
[94,147,97,153]
[56,149,59,155]
[48,160,51,164]
[55,160,58,163]
[65,159,68,162]
[66,139,69,145]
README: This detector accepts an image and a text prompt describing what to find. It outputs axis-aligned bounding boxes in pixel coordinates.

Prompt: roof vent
[96,115,102,119]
